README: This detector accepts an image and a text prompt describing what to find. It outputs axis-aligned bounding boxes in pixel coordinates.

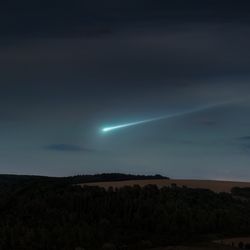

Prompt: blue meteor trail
[100,102,229,134]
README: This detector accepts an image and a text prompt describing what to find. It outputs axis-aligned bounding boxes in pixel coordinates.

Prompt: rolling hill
[80,179,250,193]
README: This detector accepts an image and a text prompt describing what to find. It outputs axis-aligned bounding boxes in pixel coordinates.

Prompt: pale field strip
[79,179,250,193]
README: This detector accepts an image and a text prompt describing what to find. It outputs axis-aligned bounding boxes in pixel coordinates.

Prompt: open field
[80,179,250,193]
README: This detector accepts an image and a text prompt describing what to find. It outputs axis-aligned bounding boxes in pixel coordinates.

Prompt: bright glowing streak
[101,118,159,132]
[100,102,229,134]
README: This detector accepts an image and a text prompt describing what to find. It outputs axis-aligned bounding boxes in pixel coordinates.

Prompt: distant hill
[2,174,250,193]
[0,174,53,186]
[0,173,169,186]
[80,179,250,193]
[66,173,169,183]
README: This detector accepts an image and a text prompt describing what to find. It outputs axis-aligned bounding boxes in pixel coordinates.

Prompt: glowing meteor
[100,102,230,134]
[101,118,161,132]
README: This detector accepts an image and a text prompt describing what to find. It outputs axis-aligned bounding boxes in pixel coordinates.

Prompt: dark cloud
[199,120,217,126]
[44,144,94,152]
[239,136,250,141]
[1,0,250,38]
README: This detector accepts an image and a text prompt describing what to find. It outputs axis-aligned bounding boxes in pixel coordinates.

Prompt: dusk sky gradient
[1,0,250,179]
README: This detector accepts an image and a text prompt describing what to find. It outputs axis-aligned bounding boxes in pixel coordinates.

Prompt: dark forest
[0,175,249,250]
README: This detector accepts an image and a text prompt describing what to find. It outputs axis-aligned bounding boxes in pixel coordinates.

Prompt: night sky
[1,0,250,179]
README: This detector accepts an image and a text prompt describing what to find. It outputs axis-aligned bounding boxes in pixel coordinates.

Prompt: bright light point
[100,122,142,133]
[101,127,111,132]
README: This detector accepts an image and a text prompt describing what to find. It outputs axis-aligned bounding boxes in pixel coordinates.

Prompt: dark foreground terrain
[151,244,238,250]
[0,174,250,250]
